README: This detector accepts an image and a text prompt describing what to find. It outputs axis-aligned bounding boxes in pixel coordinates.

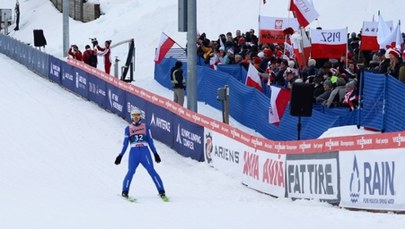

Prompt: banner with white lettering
[286,152,340,202]
[48,55,62,84]
[242,150,286,197]
[204,129,247,177]
[105,84,126,118]
[310,28,347,59]
[173,116,204,162]
[360,21,379,51]
[259,16,299,44]
[72,68,89,98]
[339,149,405,211]
[61,64,76,92]
[146,102,174,147]
[88,73,107,109]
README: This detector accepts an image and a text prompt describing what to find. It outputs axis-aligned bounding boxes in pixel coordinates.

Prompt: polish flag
[291,28,311,67]
[245,63,263,92]
[154,33,176,64]
[269,86,291,125]
[289,0,319,28]
[360,21,379,51]
[310,28,347,59]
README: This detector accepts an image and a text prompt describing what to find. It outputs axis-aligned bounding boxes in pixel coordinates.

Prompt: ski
[160,194,169,202]
[119,194,137,203]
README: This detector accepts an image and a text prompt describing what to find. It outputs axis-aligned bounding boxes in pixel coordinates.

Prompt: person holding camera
[96,40,112,74]
[68,44,83,61]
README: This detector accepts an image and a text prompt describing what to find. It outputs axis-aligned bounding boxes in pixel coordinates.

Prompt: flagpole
[258,0,263,42]
[346,27,349,69]
[300,27,306,68]
[162,32,186,52]
[285,1,293,57]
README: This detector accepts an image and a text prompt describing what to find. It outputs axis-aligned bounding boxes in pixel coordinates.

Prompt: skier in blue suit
[114,107,166,200]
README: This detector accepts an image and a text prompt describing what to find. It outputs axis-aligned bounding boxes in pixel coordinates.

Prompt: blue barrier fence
[155,57,354,140]
[360,71,405,132]
[1,34,404,142]
[155,56,405,140]
[0,34,205,161]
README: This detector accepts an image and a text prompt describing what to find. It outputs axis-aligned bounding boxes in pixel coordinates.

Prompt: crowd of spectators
[195,29,405,111]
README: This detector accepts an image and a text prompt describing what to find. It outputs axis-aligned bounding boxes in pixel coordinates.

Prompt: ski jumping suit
[119,121,165,194]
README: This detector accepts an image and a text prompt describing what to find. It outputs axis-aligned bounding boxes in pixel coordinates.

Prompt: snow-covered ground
[1,0,405,228]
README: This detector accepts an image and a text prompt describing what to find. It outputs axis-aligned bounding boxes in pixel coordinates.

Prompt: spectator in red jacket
[83,45,98,68]
[68,45,83,61]
[97,40,112,74]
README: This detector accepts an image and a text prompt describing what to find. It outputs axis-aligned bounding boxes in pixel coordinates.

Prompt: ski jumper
[119,121,165,194]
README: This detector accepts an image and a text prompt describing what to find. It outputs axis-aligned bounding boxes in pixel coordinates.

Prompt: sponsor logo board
[340,149,405,211]
[286,152,340,201]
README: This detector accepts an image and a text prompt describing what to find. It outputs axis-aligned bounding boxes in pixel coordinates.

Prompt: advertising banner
[34,49,49,78]
[241,150,286,197]
[339,149,405,211]
[286,152,340,202]
[48,55,62,84]
[105,84,126,118]
[146,102,174,147]
[204,129,247,177]
[125,92,148,122]
[61,64,76,92]
[72,68,89,99]
[87,74,107,109]
[173,116,204,162]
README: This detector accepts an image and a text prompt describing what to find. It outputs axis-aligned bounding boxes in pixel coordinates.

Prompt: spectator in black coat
[170,61,185,106]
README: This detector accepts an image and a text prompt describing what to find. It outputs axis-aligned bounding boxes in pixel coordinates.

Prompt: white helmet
[130,107,142,119]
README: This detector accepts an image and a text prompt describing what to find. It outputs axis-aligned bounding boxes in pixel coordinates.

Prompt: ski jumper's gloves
[154,153,161,163]
[115,155,123,165]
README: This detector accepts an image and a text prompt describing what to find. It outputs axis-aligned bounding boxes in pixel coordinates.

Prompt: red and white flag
[154,33,176,64]
[377,13,392,47]
[310,28,347,59]
[379,21,402,50]
[360,21,380,51]
[259,16,299,44]
[245,63,263,92]
[291,27,311,66]
[289,0,319,28]
[269,86,291,125]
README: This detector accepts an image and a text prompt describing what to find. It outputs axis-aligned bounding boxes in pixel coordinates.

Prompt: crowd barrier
[359,71,405,132]
[156,54,405,140]
[155,57,358,141]
[2,34,405,212]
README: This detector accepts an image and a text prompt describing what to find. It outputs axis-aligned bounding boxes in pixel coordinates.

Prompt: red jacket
[68,49,83,61]
[97,44,111,65]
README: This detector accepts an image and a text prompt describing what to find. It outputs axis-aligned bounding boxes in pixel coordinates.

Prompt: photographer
[96,39,112,74]
[68,44,83,61]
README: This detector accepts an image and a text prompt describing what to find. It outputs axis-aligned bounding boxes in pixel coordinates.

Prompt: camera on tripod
[90,38,98,47]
